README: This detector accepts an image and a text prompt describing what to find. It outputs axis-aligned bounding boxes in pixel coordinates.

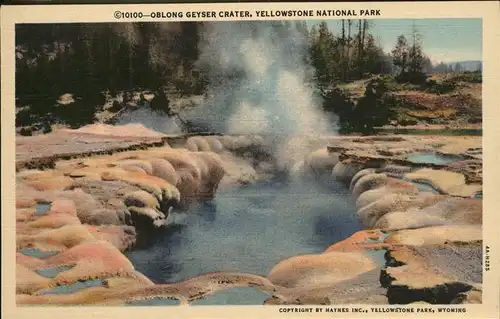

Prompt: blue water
[364,231,390,267]
[410,181,440,194]
[37,265,75,278]
[192,287,270,305]
[389,176,440,194]
[35,203,52,216]
[20,248,59,259]
[126,178,361,288]
[406,153,464,165]
[125,298,180,306]
[365,249,387,267]
[39,279,105,295]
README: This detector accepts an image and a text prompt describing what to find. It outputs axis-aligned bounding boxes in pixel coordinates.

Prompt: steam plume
[186,21,338,169]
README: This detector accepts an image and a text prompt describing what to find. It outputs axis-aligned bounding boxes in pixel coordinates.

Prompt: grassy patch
[331,72,482,131]
[424,78,458,94]
[452,71,482,84]
[405,108,456,119]
[390,109,419,126]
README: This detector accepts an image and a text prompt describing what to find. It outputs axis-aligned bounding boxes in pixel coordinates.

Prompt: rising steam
[112,21,339,170]
[186,21,337,137]
[185,21,338,170]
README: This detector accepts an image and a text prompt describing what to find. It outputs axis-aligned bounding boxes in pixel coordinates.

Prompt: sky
[308,18,482,64]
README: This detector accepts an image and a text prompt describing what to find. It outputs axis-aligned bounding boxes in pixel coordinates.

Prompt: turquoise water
[406,153,464,165]
[39,279,105,295]
[36,265,74,278]
[409,180,440,194]
[365,248,387,267]
[387,175,440,194]
[127,177,360,305]
[125,298,180,306]
[20,248,59,259]
[364,231,390,267]
[35,203,52,216]
[192,287,270,306]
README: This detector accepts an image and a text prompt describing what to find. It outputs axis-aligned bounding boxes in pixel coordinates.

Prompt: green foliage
[395,71,428,85]
[322,87,356,132]
[422,71,481,94]
[374,75,400,91]
[391,35,409,74]
[452,71,482,84]
[391,33,427,85]
[323,77,395,134]
[54,97,100,129]
[350,78,392,134]
[310,19,392,85]
[424,78,458,94]
[150,89,171,115]
[310,22,337,84]
[15,23,203,128]
[392,112,419,126]
[371,75,424,93]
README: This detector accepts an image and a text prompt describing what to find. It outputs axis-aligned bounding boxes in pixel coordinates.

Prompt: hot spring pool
[126,177,362,303]
[406,153,465,165]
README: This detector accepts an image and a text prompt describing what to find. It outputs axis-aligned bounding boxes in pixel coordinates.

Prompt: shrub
[330,77,395,135]
[321,87,356,131]
[351,78,392,133]
[377,76,399,91]
[150,89,172,115]
[52,96,99,129]
[395,71,428,86]
[424,78,457,94]
[454,71,482,84]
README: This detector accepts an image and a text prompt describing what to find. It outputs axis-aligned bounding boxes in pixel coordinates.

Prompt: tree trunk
[347,20,352,80]
[360,20,367,77]
[358,20,362,77]
[341,20,346,81]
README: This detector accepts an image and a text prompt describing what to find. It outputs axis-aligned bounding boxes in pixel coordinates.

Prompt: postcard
[1,1,499,318]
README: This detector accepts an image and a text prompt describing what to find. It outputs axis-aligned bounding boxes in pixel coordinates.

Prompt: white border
[2,2,500,318]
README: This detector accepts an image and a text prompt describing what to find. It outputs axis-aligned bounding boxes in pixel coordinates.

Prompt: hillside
[446,60,482,72]
[333,71,482,131]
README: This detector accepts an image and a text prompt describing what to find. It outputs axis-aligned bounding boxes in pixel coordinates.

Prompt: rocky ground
[14,124,482,305]
[338,73,482,129]
[16,91,204,136]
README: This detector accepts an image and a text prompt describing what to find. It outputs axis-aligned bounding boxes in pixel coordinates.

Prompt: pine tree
[391,35,409,75]
[421,56,433,74]
[341,20,346,81]
[310,22,336,85]
[391,22,426,83]
[347,19,352,79]
[408,44,424,75]
[359,19,369,77]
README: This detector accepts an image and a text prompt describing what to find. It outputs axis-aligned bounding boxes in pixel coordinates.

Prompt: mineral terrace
[15,124,482,306]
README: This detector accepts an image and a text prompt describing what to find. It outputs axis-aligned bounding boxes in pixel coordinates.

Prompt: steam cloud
[187,22,338,137]
[113,21,340,170]
[185,21,338,170]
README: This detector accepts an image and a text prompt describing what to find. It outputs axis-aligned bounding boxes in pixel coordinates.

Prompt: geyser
[187,21,337,137]
[183,21,339,171]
